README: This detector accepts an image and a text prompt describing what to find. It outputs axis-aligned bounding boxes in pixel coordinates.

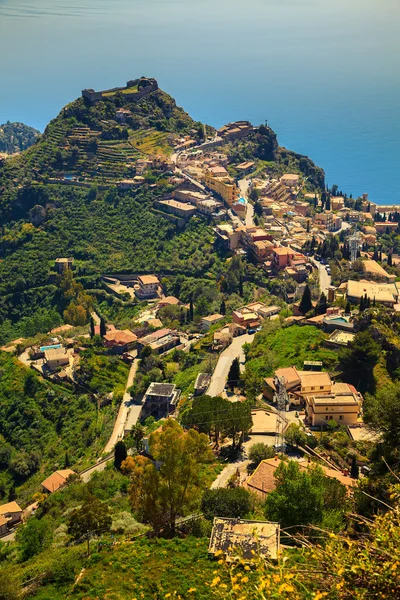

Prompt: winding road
[207,333,254,397]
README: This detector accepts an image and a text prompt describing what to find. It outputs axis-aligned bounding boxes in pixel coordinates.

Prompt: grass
[102,84,139,97]
[244,322,339,393]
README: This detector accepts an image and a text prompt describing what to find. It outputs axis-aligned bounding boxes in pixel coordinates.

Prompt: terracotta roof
[158,296,180,306]
[41,469,76,493]
[0,515,7,526]
[138,275,159,285]
[273,246,294,256]
[298,371,331,388]
[104,329,137,346]
[0,501,22,515]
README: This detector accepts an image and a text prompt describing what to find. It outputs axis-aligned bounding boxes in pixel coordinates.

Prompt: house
[263,367,332,404]
[346,280,399,307]
[135,274,160,300]
[141,382,181,419]
[44,347,70,371]
[235,161,255,175]
[156,199,197,220]
[200,314,225,331]
[305,382,362,427]
[214,223,242,250]
[232,303,280,329]
[137,328,181,355]
[194,373,212,396]
[157,296,181,309]
[280,173,300,188]
[362,260,396,283]
[213,328,233,350]
[0,501,23,531]
[209,517,280,561]
[104,329,137,354]
[207,165,228,178]
[55,257,73,274]
[331,196,345,211]
[271,246,296,271]
[245,458,355,500]
[41,469,76,493]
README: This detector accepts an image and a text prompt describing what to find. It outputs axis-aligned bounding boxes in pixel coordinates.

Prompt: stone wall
[82,77,158,104]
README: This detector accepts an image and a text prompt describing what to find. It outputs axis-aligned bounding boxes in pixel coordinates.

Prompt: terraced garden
[129,128,175,157]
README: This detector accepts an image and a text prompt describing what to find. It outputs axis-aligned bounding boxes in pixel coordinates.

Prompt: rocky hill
[0,121,40,154]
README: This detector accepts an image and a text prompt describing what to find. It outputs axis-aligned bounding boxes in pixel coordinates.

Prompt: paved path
[207,334,254,397]
[238,179,254,227]
[103,359,139,454]
[211,459,250,489]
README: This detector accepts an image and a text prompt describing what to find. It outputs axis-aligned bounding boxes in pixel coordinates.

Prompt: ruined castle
[82,77,158,105]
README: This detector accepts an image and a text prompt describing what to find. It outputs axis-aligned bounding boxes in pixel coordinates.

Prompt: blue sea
[0,0,399,203]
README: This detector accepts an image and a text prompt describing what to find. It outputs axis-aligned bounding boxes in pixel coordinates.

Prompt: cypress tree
[114,441,127,471]
[351,455,359,479]
[90,316,95,338]
[227,358,241,392]
[345,301,351,314]
[100,317,107,337]
[359,296,364,312]
[189,296,194,322]
[299,285,312,315]
[220,299,226,315]
[388,252,393,267]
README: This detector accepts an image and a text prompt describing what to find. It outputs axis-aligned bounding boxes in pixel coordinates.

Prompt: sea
[0,0,399,204]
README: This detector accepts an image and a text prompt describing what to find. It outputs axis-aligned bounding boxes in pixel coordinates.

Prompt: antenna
[349,231,361,262]
[273,375,289,451]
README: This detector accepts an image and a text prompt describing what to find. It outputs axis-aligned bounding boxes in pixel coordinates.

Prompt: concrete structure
[55,257,73,274]
[135,274,160,300]
[41,469,76,493]
[194,373,212,396]
[200,314,225,330]
[325,330,356,348]
[280,173,300,188]
[264,367,332,404]
[209,517,280,561]
[272,246,296,271]
[142,382,181,419]
[232,303,280,329]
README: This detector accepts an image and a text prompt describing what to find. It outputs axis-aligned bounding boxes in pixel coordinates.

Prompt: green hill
[0,121,40,154]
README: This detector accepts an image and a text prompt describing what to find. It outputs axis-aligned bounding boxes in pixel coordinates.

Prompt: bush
[201,487,252,521]
[248,442,275,466]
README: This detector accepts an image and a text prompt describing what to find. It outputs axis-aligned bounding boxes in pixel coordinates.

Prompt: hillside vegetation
[0,121,40,154]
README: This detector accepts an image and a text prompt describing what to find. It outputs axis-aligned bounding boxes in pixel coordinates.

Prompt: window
[339,415,343,420]
[311,386,315,390]
[326,407,328,411]
[325,416,329,421]
[320,386,324,389]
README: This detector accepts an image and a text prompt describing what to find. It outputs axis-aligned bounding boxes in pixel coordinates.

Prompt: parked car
[248,329,256,334]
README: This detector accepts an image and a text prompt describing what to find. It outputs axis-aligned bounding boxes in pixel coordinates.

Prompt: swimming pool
[40,344,62,352]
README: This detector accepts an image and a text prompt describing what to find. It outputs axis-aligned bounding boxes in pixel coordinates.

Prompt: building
[362,260,396,283]
[209,517,280,561]
[155,199,196,220]
[0,501,23,531]
[44,347,70,371]
[280,173,300,188]
[194,373,212,396]
[271,246,296,271]
[214,223,242,250]
[305,382,362,427]
[245,458,355,500]
[232,303,280,329]
[331,196,345,211]
[55,257,73,274]
[218,121,253,141]
[137,328,181,355]
[135,274,160,300]
[204,172,237,206]
[314,212,335,231]
[142,382,181,419]
[200,314,225,330]
[104,329,137,354]
[235,161,255,175]
[264,367,332,404]
[41,469,76,494]
[325,330,356,348]
[346,280,399,307]
[157,296,180,309]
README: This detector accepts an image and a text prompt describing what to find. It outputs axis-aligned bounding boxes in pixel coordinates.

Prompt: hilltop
[0,76,324,345]
[0,121,40,154]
